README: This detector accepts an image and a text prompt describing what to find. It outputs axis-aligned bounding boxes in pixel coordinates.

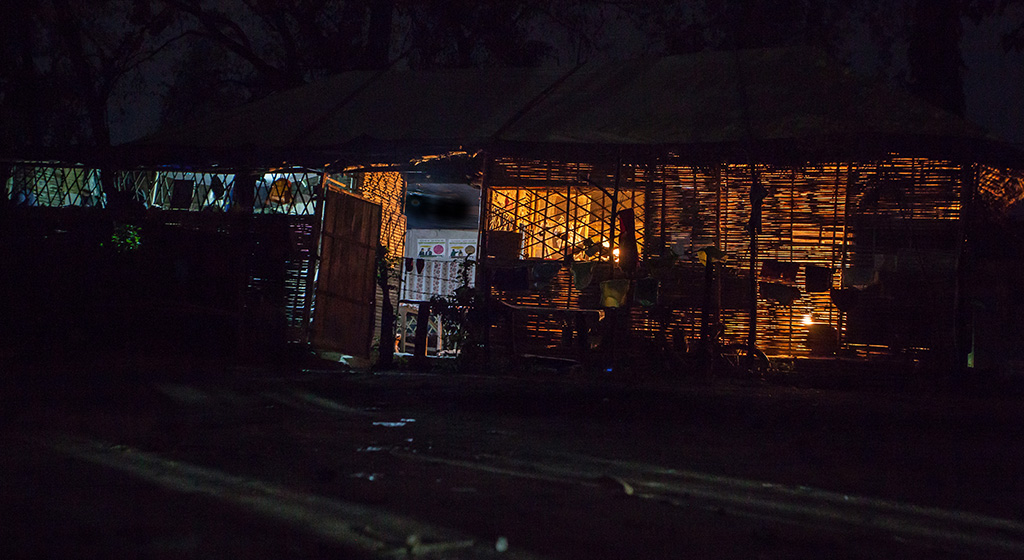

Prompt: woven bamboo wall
[356,171,408,258]
[977,165,1024,212]
[649,158,962,357]
[485,155,965,360]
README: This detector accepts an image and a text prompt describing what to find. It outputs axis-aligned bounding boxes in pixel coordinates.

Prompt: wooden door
[312,188,382,357]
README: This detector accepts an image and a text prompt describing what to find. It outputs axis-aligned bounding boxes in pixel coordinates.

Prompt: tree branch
[162,0,296,85]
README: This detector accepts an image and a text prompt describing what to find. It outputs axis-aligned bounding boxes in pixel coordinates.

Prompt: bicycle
[692,246,772,381]
[702,323,773,381]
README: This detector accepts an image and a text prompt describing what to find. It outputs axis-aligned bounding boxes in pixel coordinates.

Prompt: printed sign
[416,238,447,258]
[447,239,477,259]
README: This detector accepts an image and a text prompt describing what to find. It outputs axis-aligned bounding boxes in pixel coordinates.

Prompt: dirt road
[4,367,1024,559]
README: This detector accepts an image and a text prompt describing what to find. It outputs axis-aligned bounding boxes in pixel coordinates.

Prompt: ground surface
[3,359,1024,559]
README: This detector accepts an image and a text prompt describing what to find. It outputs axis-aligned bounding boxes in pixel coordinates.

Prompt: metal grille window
[4,165,321,215]
[8,164,103,207]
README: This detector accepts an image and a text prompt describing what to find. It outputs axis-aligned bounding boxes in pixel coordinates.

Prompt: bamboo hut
[8,47,1020,373]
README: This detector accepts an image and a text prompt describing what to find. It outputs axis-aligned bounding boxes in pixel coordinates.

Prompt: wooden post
[99,167,117,204]
[377,257,396,369]
[474,154,491,286]
[0,164,10,206]
[412,300,431,369]
[234,171,256,213]
[838,164,854,352]
[658,161,666,254]
[747,164,764,363]
[748,218,758,362]
[700,254,716,366]
[610,157,621,274]
[607,158,622,366]
[301,173,328,345]
[472,153,492,366]
[953,162,977,379]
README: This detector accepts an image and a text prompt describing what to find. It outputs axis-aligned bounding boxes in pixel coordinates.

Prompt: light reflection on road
[390,448,1024,557]
[372,418,416,427]
[34,434,539,559]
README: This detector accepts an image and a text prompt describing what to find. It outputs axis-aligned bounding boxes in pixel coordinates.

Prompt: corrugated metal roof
[134,47,991,164]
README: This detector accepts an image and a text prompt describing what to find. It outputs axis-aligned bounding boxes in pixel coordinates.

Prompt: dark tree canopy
[907,0,967,115]
[2,0,1022,146]
[398,0,553,68]
[0,0,176,146]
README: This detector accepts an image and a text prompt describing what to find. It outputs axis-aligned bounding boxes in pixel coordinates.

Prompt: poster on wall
[417,239,447,258]
[447,239,477,259]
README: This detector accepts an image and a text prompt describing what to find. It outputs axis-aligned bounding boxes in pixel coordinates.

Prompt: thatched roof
[132,47,1010,168]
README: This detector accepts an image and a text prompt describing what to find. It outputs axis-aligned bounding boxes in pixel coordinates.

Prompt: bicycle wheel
[719,343,772,379]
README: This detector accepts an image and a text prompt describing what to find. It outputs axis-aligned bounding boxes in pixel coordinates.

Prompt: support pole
[0,164,10,207]
[838,165,854,351]
[301,173,328,345]
[472,154,492,366]
[700,254,716,371]
[605,157,623,366]
[748,165,765,362]
[234,171,256,213]
[609,157,621,274]
[474,155,491,286]
[412,300,431,370]
[99,167,117,206]
[953,163,977,380]
[748,223,758,359]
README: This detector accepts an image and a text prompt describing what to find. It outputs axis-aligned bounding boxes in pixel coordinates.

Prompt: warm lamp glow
[802,314,813,326]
